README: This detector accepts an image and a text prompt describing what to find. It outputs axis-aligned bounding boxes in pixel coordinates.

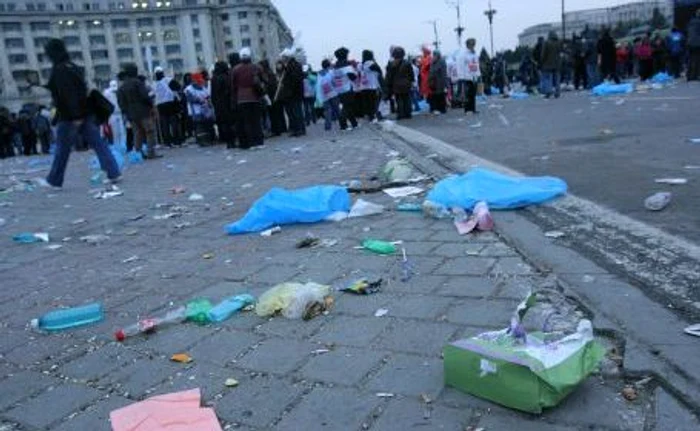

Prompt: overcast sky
[272,0,648,66]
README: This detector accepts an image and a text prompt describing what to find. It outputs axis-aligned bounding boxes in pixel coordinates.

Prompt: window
[258,24,263,32]
[139,31,155,42]
[137,18,154,27]
[240,24,249,33]
[163,30,179,41]
[5,38,25,49]
[34,37,49,48]
[91,49,109,60]
[27,3,36,11]
[66,2,74,10]
[37,53,45,62]
[41,68,52,79]
[185,0,197,5]
[171,59,184,71]
[161,16,177,26]
[193,28,200,37]
[30,22,51,31]
[223,27,231,35]
[256,11,262,18]
[112,19,129,29]
[259,37,265,45]
[190,14,199,24]
[7,3,14,10]
[114,33,131,44]
[83,2,90,10]
[221,13,229,22]
[12,70,28,81]
[238,11,247,19]
[224,41,232,49]
[70,52,84,61]
[241,38,251,47]
[117,48,133,59]
[9,54,28,64]
[1,23,21,32]
[89,35,106,45]
[219,0,226,4]
[165,44,180,55]
[56,3,64,10]
[141,46,158,55]
[195,42,202,52]
[63,36,81,46]
[94,65,111,76]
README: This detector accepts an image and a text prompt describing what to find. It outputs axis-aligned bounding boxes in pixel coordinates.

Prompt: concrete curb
[376,122,700,419]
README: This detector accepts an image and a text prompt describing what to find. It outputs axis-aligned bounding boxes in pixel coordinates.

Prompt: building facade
[0,0,293,111]
[518,0,674,47]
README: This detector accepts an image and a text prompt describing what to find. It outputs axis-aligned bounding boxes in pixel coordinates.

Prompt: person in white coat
[103,79,127,151]
[455,38,481,114]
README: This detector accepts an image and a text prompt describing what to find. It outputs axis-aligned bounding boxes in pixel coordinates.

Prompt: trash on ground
[650,72,673,84]
[13,232,50,243]
[31,302,104,332]
[397,202,423,212]
[225,378,239,387]
[453,202,494,235]
[615,98,626,105]
[684,165,700,170]
[376,393,395,398]
[469,122,483,129]
[591,82,634,96]
[427,168,567,211]
[240,183,253,189]
[423,201,452,219]
[115,306,187,341]
[361,239,398,255]
[128,214,146,221]
[110,388,222,431]
[296,234,320,249]
[202,252,214,259]
[684,324,700,337]
[348,199,385,218]
[443,293,605,413]
[94,186,123,199]
[420,393,432,404]
[71,218,87,225]
[621,386,638,401]
[188,193,204,201]
[340,278,383,295]
[260,226,282,237]
[374,308,389,317]
[171,353,193,363]
[171,186,187,194]
[46,244,63,250]
[688,138,700,144]
[383,186,424,199]
[174,222,192,230]
[654,178,687,185]
[80,234,110,244]
[599,128,614,136]
[208,294,255,323]
[644,192,672,211]
[225,186,350,235]
[400,248,418,282]
[312,349,331,355]
[154,213,181,220]
[544,230,566,239]
[186,298,213,325]
[381,159,414,182]
[122,255,139,263]
[256,282,332,320]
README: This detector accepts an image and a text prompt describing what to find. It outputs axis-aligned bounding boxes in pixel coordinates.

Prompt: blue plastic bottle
[208,294,255,323]
[31,303,104,332]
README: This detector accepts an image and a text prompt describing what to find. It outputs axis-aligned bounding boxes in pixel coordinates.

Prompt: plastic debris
[255,282,332,319]
[110,388,222,431]
[80,234,110,244]
[348,199,385,218]
[688,138,700,144]
[423,201,452,219]
[186,299,213,325]
[208,294,255,323]
[202,252,214,259]
[312,349,331,355]
[127,150,144,164]
[31,302,104,332]
[376,393,395,398]
[453,201,494,235]
[381,159,414,182]
[383,186,424,199]
[115,306,187,341]
[545,230,566,239]
[188,193,204,201]
[71,218,87,225]
[225,186,350,235]
[684,165,700,170]
[154,213,181,220]
[400,248,417,282]
[684,324,700,337]
[13,232,50,243]
[225,378,239,387]
[427,168,567,211]
[374,308,389,317]
[122,255,139,263]
[621,386,638,401]
[46,244,63,250]
[591,82,634,96]
[644,192,672,211]
[171,353,193,364]
[469,122,483,129]
[650,72,672,84]
[260,226,282,237]
[361,239,397,255]
[655,178,687,185]
[94,187,124,199]
[341,278,383,295]
[397,203,423,212]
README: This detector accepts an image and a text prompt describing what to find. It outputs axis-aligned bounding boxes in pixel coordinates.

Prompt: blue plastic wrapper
[591,82,633,96]
[418,100,430,112]
[650,72,672,84]
[90,146,126,171]
[509,92,529,100]
[225,186,351,235]
[426,168,567,210]
[127,150,144,164]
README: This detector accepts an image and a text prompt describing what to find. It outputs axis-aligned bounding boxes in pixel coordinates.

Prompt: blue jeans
[410,88,421,111]
[323,97,340,131]
[47,117,120,187]
[541,71,560,97]
[586,63,599,88]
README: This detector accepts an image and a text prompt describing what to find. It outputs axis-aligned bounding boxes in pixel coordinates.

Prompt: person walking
[118,63,161,158]
[385,47,414,120]
[456,38,481,113]
[278,50,306,137]
[153,67,179,147]
[583,36,599,88]
[428,50,448,114]
[211,61,235,147]
[358,50,382,122]
[332,47,359,131]
[41,38,120,188]
[231,47,264,149]
[687,10,700,81]
[572,35,588,90]
[598,28,620,84]
[419,45,433,109]
[540,31,562,98]
[103,80,126,151]
[316,59,341,131]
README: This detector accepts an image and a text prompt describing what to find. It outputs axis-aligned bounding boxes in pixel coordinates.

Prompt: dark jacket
[211,62,231,118]
[117,64,153,122]
[688,16,700,48]
[386,49,414,95]
[541,37,562,71]
[231,61,263,104]
[597,33,617,70]
[278,58,304,101]
[428,56,447,94]
[45,38,88,122]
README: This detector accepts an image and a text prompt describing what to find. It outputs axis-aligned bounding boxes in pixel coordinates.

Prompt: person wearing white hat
[153,66,179,146]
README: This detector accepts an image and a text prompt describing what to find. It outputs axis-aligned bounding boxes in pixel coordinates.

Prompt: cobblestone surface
[0,126,667,429]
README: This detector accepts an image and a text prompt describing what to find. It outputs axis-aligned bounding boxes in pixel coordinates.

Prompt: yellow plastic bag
[256,283,330,319]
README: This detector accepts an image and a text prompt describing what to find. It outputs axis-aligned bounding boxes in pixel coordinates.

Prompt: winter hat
[239,47,252,60]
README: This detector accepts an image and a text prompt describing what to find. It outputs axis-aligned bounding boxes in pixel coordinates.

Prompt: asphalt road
[406,82,700,244]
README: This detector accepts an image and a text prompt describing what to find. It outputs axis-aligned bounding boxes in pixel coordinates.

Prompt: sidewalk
[0,126,689,430]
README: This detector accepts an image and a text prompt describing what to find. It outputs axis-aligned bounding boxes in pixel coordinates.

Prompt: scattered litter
[599,128,614,136]
[208,294,255,323]
[348,199,384,218]
[256,282,332,320]
[397,202,423,212]
[544,230,566,239]
[644,192,672,211]
[115,306,187,341]
[444,293,605,413]
[381,159,414,182]
[94,186,123,199]
[615,98,626,105]
[374,308,389,317]
[110,388,222,431]
[296,235,320,249]
[240,183,253,189]
[469,122,483,129]
[684,324,700,337]
[591,82,633,96]
[165,163,176,170]
[46,244,63,250]
[202,253,214,259]
[376,393,395,398]
[122,255,139,264]
[226,186,350,235]
[71,218,87,225]
[582,275,595,283]
[386,150,400,158]
[655,178,687,185]
[170,353,193,364]
[340,278,383,295]
[688,138,700,144]
[188,193,204,201]
[400,248,417,282]
[420,393,432,404]
[292,147,303,154]
[361,239,398,255]
[312,349,331,355]
[531,155,550,161]
[684,165,700,170]
[80,234,110,244]
[237,159,247,164]
[13,232,50,243]
[453,202,494,235]
[31,302,104,332]
[383,186,424,199]
[260,226,282,237]
[425,153,439,159]
[225,378,239,387]
[174,222,192,230]
[153,213,181,220]
[621,386,638,401]
[171,186,187,194]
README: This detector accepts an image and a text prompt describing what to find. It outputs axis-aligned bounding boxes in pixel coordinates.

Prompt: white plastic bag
[348,199,384,218]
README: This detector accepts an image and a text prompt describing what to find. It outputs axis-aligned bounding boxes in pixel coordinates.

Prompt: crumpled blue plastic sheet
[127,150,144,164]
[426,168,568,210]
[225,186,351,235]
[650,72,672,84]
[90,146,126,171]
[591,82,634,96]
[509,92,529,100]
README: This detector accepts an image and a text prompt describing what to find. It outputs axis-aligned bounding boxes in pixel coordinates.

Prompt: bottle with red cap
[115,306,186,342]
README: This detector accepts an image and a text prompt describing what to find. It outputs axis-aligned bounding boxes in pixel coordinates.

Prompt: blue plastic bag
[225,186,351,235]
[426,168,567,210]
[127,150,144,164]
[591,82,633,96]
[90,147,126,172]
[418,100,430,112]
[509,92,529,100]
[650,72,672,84]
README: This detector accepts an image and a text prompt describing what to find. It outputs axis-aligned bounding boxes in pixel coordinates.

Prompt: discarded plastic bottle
[115,306,186,342]
[185,298,213,325]
[208,294,256,323]
[396,203,423,212]
[362,239,397,255]
[31,303,104,332]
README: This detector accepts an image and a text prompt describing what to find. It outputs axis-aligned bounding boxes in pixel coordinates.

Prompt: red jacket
[616,47,628,64]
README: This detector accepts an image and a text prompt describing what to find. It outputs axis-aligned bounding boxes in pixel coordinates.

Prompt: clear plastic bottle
[208,294,255,323]
[31,303,104,332]
[115,306,186,342]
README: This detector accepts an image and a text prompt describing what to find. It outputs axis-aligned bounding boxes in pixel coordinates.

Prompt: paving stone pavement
[0,125,682,430]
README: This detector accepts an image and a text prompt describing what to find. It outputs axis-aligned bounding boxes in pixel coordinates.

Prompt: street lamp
[562,0,566,40]
[424,20,440,51]
[484,1,497,57]
[446,0,465,47]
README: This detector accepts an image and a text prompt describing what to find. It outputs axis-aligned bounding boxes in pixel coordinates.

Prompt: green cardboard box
[443,295,605,414]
